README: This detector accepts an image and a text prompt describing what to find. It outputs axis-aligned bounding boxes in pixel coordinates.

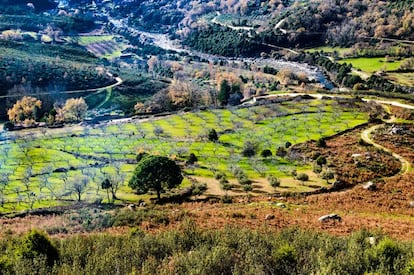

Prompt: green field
[339,57,405,73]
[0,99,368,212]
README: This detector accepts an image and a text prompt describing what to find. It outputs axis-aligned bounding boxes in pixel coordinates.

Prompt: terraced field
[0,98,369,212]
[76,35,129,59]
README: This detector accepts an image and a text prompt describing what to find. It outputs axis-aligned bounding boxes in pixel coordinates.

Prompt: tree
[70,176,89,201]
[261,149,273,158]
[208,128,219,142]
[242,141,258,157]
[56,98,88,123]
[218,79,231,105]
[128,155,183,200]
[101,174,124,203]
[187,153,198,165]
[7,96,42,127]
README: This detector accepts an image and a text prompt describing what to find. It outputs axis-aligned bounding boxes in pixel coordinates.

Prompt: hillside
[0,1,414,274]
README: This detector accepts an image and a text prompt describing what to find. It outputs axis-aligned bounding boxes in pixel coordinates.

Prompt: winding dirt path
[361,124,412,175]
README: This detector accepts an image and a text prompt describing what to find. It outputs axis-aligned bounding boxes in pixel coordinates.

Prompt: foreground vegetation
[1,224,414,274]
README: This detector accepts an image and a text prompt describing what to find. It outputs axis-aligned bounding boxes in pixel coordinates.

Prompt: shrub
[273,244,297,275]
[187,153,198,164]
[316,156,327,166]
[316,138,326,148]
[192,183,208,197]
[242,141,258,157]
[312,163,322,174]
[243,184,253,192]
[276,146,287,157]
[296,173,309,182]
[214,172,226,180]
[267,175,281,188]
[370,238,403,273]
[285,141,292,148]
[3,121,14,131]
[208,128,218,142]
[321,170,335,183]
[261,149,272,158]
[221,195,233,203]
[238,176,251,185]
[17,230,59,267]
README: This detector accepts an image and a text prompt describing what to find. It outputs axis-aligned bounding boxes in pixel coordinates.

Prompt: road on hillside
[0,75,123,99]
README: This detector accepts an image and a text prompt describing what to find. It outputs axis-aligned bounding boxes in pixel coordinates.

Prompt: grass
[386,72,414,87]
[339,57,405,73]
[0,99,369,212]
[76,35,115,46]
[73,35,129,59]
[306,46,352,57]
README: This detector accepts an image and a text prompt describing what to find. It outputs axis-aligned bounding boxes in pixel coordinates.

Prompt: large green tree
[128,155,183,199]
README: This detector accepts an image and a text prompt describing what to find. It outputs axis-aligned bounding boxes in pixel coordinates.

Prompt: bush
[370,238,403,273]
[276,146,287,157]
[285,141,292,148]
[316,156,327,166]
[17,230,59,267]
[296,173,309,182]
[261,149,272,158]
[208,128,218,142]
[186,153,198,164]
[3,121,14,131]
[273,244,297,275]
[316,138,327,148]
[214,172,226,180]
[267,175,281,188]
[243,184,253,192]
[238,176,251,185]
[312,163,322,174]
[242,141,258,157]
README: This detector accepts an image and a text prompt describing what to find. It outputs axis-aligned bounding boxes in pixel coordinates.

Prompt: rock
[351,153,362,158]
[318,213,341,222]
[363,181,376,191]
[265,214,275,220]
[276,203,286,208]
[409,201,414,207]
[368,237,376,245]
[139,201,147,207]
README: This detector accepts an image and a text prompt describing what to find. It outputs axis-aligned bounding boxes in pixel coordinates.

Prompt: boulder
[409,201,414,208]
[276,202,286,208]
[363,181,376,191]
[265,214,275,220]
[318,213,341,222]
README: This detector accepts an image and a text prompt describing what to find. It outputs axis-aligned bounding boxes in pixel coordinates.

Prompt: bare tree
[70,176,90,202]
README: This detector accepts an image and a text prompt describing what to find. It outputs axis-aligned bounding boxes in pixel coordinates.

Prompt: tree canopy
[7,96,41,127]
[128,155,183,199]
[56,97,88,123]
